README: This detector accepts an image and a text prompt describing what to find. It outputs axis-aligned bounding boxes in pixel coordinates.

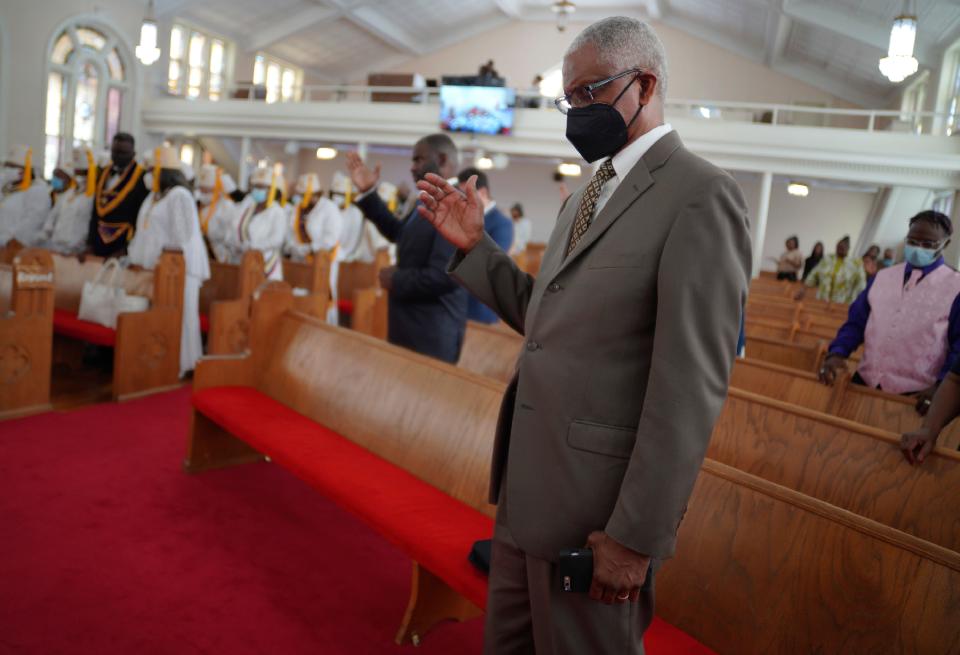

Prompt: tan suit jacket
[450,131,752,562]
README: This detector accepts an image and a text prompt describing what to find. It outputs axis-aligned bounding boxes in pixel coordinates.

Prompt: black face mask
[565,77,643,163]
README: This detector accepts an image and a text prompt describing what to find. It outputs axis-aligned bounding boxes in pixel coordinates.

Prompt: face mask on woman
[250,188,268,204]
[50,177,66,192]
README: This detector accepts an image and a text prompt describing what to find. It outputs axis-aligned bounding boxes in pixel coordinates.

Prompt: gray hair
[566,16,668,98]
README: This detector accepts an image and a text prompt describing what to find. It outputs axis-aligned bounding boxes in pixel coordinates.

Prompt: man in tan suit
[418,16,751,654]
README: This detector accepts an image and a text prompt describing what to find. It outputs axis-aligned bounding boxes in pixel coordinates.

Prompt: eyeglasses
[905,237,945,250]
[555,68,641,114]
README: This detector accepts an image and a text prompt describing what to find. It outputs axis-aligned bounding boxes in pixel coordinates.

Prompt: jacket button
[548,283,562,293]
[526,341,540,352]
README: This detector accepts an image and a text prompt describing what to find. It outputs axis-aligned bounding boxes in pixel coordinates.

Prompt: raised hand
[416,173,484,252]
[345,151,380,194]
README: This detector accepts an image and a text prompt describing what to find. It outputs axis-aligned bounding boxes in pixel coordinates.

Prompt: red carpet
[0,389,708,654]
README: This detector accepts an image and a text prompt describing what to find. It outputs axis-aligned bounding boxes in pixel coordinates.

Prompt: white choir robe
[41,188,94,254]
[284,196,343,262]
[237,197,286,281]
[202,196,241,264]
[0,181,52,247]
[330,203,391,323]
[128,186,211,377]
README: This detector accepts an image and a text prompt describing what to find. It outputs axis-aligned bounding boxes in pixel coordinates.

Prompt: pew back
[250,288,503,515]
[709,388,960,551]
[457,322,523,383]
[659,459,960,655]
[51,254,154,312]
[744,335,825,372]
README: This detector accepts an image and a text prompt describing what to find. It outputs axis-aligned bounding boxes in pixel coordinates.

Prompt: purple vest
[859,263,960,393]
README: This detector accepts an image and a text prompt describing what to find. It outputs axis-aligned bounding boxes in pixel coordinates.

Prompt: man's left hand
[914,384,938,416]
[586,531,650,604]
[379,265,396,291]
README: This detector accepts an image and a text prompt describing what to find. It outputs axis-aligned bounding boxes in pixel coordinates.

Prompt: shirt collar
[484,200,497,215]
[607,123,674,183]
[905,256,944,279]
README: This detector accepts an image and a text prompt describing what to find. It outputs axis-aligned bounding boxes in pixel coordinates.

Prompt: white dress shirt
[590,123,673,222]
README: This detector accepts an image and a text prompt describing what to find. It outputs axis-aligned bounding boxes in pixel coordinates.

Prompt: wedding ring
[617,592,630,601]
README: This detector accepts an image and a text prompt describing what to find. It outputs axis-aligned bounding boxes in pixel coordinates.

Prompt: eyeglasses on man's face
[555,68,642,114]
[905,236,945,250]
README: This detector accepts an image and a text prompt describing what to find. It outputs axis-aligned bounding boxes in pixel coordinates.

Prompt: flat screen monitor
[440,85,516,136]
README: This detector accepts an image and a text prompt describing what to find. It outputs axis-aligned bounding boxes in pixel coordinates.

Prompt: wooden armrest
[193,353,254,391]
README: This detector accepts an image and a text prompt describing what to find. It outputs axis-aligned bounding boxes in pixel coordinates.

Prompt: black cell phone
[558,548,593,593]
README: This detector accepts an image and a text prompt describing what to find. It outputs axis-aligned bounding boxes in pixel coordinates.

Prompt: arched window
[43,23,132,178]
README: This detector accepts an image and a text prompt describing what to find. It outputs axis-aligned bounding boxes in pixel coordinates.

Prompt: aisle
[0,389,482,654]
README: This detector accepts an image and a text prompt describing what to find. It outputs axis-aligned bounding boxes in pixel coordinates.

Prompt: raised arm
[418,173,533,334]
[347,152,403,243]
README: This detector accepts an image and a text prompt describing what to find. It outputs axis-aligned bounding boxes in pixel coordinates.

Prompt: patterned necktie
[565,159,616,257]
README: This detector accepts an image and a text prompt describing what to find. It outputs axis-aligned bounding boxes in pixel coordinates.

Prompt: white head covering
[377,181,398,205]
[331,171,352,195]
[198,164,218,189]
[5,145,31,167]
[220,172,237,195]
[250,166,274,186]
[295,173,321,196]
[156,146,181,170]
[182,163,195,182]
[71,148,94,175]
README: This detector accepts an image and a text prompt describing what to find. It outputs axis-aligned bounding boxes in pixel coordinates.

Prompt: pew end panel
[458,321,523,383]
[350,287,387,340]
[113,306,182,401]
[206,298,251,355]
[395,562,483,647]
[0,249,55,418]
[658,459,960,655]
[184,410,266,474]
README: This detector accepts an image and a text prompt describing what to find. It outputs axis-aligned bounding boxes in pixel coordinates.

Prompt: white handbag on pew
[77,258,151,329]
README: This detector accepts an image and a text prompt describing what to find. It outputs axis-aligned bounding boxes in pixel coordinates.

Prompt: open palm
[345,151,380,193]
[416,173,484,251]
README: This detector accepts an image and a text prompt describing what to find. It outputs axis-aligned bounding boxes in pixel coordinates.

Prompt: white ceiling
[157,0,960,107]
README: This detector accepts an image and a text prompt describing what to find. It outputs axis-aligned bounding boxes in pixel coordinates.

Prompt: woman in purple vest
[819,211,960,418]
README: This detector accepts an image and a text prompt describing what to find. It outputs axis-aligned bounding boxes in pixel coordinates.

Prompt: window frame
[253,52,304,103]
[43,19,134,179]
[166,19,233,100]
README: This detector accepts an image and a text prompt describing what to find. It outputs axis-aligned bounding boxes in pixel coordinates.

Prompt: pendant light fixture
[879,0,919,83]
[551,1,576,33]
[135,0,161,66]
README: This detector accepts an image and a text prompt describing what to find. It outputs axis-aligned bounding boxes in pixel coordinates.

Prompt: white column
[751,172,773,279]
[357,141,368,161]
[238,136,251,191]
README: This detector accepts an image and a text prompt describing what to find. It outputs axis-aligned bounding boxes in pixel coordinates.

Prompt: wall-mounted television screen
[440,85,516,136]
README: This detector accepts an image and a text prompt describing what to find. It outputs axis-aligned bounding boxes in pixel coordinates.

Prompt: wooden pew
[337,250,390,339]
[731,357,960,450]
[523,243,546,276]
[457,321,523,383]
[708,387,960,551]
[205,251,265,355]
[51,251,185,400]
[659,459,960,655]
[281,250,334,319]
[743,335,826,372]
[0,248,54,418]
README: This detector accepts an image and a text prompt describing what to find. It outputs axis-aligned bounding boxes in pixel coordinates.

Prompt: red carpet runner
[0,389,707,654]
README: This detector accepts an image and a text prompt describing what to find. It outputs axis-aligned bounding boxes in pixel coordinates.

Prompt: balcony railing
[176,83,952,136]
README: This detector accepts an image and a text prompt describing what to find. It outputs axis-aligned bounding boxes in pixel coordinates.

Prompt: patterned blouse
[803,254,866,304]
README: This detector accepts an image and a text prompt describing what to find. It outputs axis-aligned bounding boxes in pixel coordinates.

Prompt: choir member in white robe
[237,165,287,281]
[127,147,211,377]
[0,145,51,247]
[40,148,96,254]
[285,173,342,261]
[196,165,241,264]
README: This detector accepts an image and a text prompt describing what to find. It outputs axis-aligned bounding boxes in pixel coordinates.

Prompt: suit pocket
[566,420,636,459]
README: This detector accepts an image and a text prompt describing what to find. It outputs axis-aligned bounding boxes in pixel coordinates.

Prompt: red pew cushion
[192,386,716,655]
[53,309,116,347]
[336,299,353,315]
[199,313,210,334]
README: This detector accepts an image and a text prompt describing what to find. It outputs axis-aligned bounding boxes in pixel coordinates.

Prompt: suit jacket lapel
[553,131,684,278]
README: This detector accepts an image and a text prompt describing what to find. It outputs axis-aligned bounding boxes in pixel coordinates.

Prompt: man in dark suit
[417,16,751,654]
[457,167,514,324]
[345,135,468,363]
[87,132,150,257]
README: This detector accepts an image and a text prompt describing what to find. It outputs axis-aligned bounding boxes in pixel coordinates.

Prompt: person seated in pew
[237,165,287,281]
[456,167,514,325]
[819,211,960,414]
[284,173,342,263]
[901,354,960,462]
[775,235,803,281]
[127,146,211,377]
[196,164,241,265]
[39,149,97,255]
[796,235,865,304]
[802,240,824,282]
[346,135,469,364]
[0,145,51,247]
